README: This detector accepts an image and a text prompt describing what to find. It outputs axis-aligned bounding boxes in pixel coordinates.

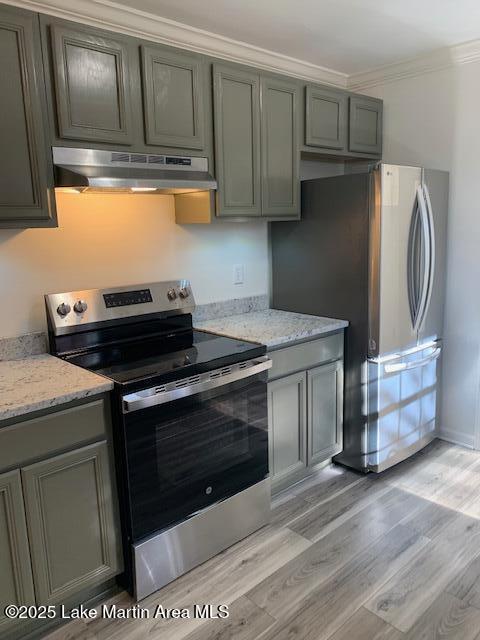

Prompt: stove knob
[167,288,177,301]
[57,302,71,317]
[73,300,88,314]
[178,287,189,299]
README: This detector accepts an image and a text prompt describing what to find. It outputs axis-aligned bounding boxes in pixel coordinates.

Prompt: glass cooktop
[65,329,265,389]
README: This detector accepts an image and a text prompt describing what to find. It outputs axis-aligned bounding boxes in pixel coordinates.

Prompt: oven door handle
[122,356,272,413]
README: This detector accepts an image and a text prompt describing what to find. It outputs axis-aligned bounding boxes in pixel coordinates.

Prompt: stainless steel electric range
[45,280,271,600]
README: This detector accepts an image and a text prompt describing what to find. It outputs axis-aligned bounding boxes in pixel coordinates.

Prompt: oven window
[123,375,268,541]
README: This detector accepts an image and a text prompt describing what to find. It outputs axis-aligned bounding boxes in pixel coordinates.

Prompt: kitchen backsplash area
[0,192,269,338]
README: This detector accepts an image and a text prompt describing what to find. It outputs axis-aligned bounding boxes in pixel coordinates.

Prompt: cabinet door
[142,45,204,150]
[213,64,261,217]
[305,85,347,150]
[349,95,383,155]
[307,360,344,465]
[268,372,307,485]
[0,470,35,635]
[261,77,300,217]
[22,441,120,605]
[50,25,132,144]
[0,5,56,228]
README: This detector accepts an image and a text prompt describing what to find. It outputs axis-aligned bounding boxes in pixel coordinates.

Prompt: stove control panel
[103,289,152,308]
[45,280,195,335]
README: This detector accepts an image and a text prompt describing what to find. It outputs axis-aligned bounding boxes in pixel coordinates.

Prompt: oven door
[121,356,271,542]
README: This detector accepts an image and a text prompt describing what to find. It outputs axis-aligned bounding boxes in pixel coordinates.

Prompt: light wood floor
[44,439,480,640]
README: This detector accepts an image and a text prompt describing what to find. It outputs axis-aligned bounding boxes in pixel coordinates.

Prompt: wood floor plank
[248,503,394,618]
[326,607,403,640]
[425,457,480,511]
[446,555,480,608]
[255,524,429,640]
[181,595,275,640]
[289,475,390,541]
[248,486,427,620]
[270,493,313,528]
[384,443,479,503]
[402,591,480,640]
[365,511,480,632]
[400,498,459,540]
[270,465,365,527]
[293,465,365,504]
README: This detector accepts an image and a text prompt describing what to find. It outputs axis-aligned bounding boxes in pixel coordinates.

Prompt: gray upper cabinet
[261,77,299,217]
[349,95,383,155]
[0,470,35,635]
[0,5,56,228]
[142,45,205,150]
[305,85,348,150]
[22,441,120,605]
[50,25,133,144]
[213,64,261,217]
[307,360,344,465]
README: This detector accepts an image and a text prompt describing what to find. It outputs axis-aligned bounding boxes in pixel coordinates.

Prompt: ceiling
[112,0,480,74]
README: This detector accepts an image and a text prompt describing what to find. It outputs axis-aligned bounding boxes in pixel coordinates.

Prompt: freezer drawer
[366,341,441,472]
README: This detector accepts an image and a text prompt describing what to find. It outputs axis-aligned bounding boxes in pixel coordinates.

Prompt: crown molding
[348,38,480,91]
[5,0,480,93]
[3,0,347,87]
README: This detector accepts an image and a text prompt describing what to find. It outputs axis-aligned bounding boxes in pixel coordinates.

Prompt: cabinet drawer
[0,398,109,472]
[268,333,344,380]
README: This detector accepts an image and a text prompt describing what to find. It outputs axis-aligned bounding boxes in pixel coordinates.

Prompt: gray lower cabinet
[0,470,35,635]
[268,372,307,483]
[307,361,344,465]
[213,64,261,217]
[50,25,133,144]
[348,95,383,155]
[261,77,300,217]
[141,45,205,150]
[268,333,344,491]
[305,85,348,150]
[0,5,56,228]
[21,441,120,605]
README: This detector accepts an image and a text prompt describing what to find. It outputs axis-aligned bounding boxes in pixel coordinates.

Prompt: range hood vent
[53,147,217,194]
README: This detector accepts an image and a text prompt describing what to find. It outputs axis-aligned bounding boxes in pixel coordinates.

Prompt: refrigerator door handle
[383,345,441,373]
[412,185,432,333]
[419,182,436,328]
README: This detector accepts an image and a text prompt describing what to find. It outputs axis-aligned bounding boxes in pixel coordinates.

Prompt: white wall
[0,193,269,338]
[366,60,480,447]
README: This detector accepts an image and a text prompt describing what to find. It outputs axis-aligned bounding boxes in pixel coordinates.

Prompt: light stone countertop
[195,309,348,349]
[0,354,113,422]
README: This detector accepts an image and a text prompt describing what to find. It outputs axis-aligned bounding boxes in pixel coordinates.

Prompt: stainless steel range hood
[53,147,217,194]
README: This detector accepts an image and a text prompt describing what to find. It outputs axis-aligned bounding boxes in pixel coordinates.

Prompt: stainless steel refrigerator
[271,164,449,472]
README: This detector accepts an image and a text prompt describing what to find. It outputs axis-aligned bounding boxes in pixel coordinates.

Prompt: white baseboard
[438,429,476,449]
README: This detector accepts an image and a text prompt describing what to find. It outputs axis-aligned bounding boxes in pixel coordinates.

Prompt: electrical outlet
[233,264,245,285]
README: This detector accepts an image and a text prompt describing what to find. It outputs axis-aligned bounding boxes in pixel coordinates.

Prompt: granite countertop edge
[0,355,113,423]
[195,309,348,350]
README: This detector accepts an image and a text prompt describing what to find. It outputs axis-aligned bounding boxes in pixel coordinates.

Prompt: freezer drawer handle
[122,356,272,413]
[384,346,441,373]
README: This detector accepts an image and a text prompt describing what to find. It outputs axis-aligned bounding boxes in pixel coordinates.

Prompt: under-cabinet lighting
[55,187,82,194]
